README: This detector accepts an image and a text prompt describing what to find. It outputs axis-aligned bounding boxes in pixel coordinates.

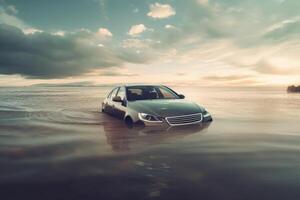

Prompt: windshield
[126,86,179,101]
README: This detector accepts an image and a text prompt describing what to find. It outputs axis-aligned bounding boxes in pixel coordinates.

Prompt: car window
[116,87,126,100]
[157,87,177,99]
[126,86,179,101]
[109,87,119,100]
[128,88,142,95]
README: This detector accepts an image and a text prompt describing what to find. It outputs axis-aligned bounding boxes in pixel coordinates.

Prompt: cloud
[31,81,94,87]
[197,0,209,6]
[96,27,113,39]
[52,30,65,36]
[1,0,300,85]
[122,38,154,49]
[150,0,300,50]
[202,74,262,86]
[0,5,28,30]
[265,17,300,33]
[203,75,253,81]
[177,72,186,76]
[165,24,176,29]
[0,4,44,36]
[0,23,150,79]
[128,24,147,37]
[263,16,300,41]
[99,71,138,77]
[147,3,175,19]
[6,5,18,15]
[254,59,300,75]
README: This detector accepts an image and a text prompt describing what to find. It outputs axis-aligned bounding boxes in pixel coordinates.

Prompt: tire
[124,116,133,128]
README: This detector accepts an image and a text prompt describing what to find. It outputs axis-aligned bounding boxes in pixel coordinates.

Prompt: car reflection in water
[101,114,211,152]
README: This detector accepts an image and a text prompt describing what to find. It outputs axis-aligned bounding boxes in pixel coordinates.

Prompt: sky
[0,0,300,86]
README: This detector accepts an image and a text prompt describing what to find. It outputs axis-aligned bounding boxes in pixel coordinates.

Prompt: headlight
[203,110,211,118]
[138,113,163,123]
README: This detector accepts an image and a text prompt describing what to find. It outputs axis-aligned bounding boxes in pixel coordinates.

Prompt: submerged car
[101,84,212,126]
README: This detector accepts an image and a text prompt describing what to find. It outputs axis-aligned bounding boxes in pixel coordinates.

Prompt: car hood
[128,99,204,117]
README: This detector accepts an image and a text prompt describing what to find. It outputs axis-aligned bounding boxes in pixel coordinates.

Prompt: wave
[0,109,103,126]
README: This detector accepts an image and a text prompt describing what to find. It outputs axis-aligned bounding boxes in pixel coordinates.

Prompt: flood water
[1,86,300,200]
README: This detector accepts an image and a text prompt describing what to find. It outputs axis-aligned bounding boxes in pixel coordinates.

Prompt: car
[101,84,212,126]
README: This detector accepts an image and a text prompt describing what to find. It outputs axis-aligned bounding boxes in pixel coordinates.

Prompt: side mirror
[113,96,123,102]
[178,94,185,99]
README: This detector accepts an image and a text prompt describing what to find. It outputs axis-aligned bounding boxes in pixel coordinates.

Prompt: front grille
[165,113,203,126]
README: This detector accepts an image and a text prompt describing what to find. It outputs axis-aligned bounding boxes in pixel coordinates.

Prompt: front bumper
[139,113,212,127]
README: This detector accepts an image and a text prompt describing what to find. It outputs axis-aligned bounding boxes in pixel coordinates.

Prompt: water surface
[1,86,300,200]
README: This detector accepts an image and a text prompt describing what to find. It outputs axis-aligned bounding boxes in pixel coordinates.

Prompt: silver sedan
[102,84,212,126]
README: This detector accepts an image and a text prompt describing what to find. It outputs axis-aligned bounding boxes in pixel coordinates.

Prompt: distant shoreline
[287,85,300,93]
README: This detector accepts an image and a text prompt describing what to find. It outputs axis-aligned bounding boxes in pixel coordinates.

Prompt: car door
[113,86,127,119]
[106,87,119,115]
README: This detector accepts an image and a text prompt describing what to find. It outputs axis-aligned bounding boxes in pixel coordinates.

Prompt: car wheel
[124,116,133,128]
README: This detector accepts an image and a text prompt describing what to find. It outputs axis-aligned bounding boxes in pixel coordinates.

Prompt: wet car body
[102,84,212,126]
